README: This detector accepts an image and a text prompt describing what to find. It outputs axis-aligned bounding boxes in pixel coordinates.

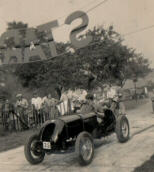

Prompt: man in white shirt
[31,92,43,125]
[31,96,42,111]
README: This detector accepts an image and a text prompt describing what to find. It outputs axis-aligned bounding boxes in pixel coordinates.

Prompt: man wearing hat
[15,94,29,130]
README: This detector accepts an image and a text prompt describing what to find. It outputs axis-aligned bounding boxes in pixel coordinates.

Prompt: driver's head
[86,93,94,102]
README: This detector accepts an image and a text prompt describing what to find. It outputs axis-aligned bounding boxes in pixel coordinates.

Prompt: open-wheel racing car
[24,108,130,166]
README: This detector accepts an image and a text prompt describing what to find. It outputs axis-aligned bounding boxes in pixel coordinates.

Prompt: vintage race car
[24,108,129,166]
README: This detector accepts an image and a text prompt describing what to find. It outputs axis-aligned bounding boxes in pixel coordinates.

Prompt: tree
[3,23,150,93]
[72,25,151,88]
[124,52,151,81]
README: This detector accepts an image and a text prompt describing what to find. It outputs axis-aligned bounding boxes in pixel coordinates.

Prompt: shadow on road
[134,154,154,172]
[94,138,113,148]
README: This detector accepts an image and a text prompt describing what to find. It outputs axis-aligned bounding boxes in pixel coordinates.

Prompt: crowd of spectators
[0,82,126,132]
[1,91,62,131]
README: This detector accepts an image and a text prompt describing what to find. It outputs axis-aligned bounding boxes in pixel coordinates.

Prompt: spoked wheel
[121,121,129,138]
[116,115,130,143]
[24,134,45,164]
[75,132,94,165]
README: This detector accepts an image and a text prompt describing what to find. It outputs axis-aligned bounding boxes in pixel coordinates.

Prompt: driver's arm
[94,103,105,119]
[96,111,105,119]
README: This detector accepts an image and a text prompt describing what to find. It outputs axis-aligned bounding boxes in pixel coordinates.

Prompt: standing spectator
[55,84,63,100]
[58,90,69,115]
[42,94,48,121]
[150,89,154,113]
[7,102,16,132]
[144,87,148,97]
[2,99,10,131]
[58,90,72,115]
[15,94,29,130]
[50,97,60,119]
[1,100,15,131]
[43,93,60,120]
[31,92,43,126]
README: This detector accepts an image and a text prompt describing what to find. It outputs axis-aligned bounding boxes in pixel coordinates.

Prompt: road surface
[1,100,154,172]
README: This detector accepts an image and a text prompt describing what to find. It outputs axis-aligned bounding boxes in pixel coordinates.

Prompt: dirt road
[1,100,154,172]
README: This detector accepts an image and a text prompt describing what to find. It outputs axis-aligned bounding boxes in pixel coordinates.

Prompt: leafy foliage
[1,22,151,97]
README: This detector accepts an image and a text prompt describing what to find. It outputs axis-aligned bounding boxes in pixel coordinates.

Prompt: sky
[0,0,154,66]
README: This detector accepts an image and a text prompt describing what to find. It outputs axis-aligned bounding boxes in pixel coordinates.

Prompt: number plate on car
[43,142,51,149]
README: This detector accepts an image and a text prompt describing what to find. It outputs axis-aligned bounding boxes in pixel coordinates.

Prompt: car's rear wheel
[24,134,45,164]
[116,115,130,143]
[75,131,94,165]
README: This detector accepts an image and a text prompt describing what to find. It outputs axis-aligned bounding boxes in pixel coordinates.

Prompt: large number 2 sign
[0,11,92,64]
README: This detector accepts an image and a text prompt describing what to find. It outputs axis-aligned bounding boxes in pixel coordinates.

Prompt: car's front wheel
[24,134,45,164]
[116,115,130,143]
[75,131,94,165]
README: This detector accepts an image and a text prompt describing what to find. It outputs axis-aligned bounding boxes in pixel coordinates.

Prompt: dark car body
[34,108,115,151]
[39,113,101,151]
[24,108,129,165]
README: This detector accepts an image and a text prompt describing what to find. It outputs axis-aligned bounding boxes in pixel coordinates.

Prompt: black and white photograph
[0,0,154,171]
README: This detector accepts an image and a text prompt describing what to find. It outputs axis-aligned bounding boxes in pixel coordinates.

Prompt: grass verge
[0,129,38,153]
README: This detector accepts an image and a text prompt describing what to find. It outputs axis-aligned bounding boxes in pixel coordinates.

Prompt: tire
[24,134,45,165]
[116,115,130,143]
[75,131,94,166]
